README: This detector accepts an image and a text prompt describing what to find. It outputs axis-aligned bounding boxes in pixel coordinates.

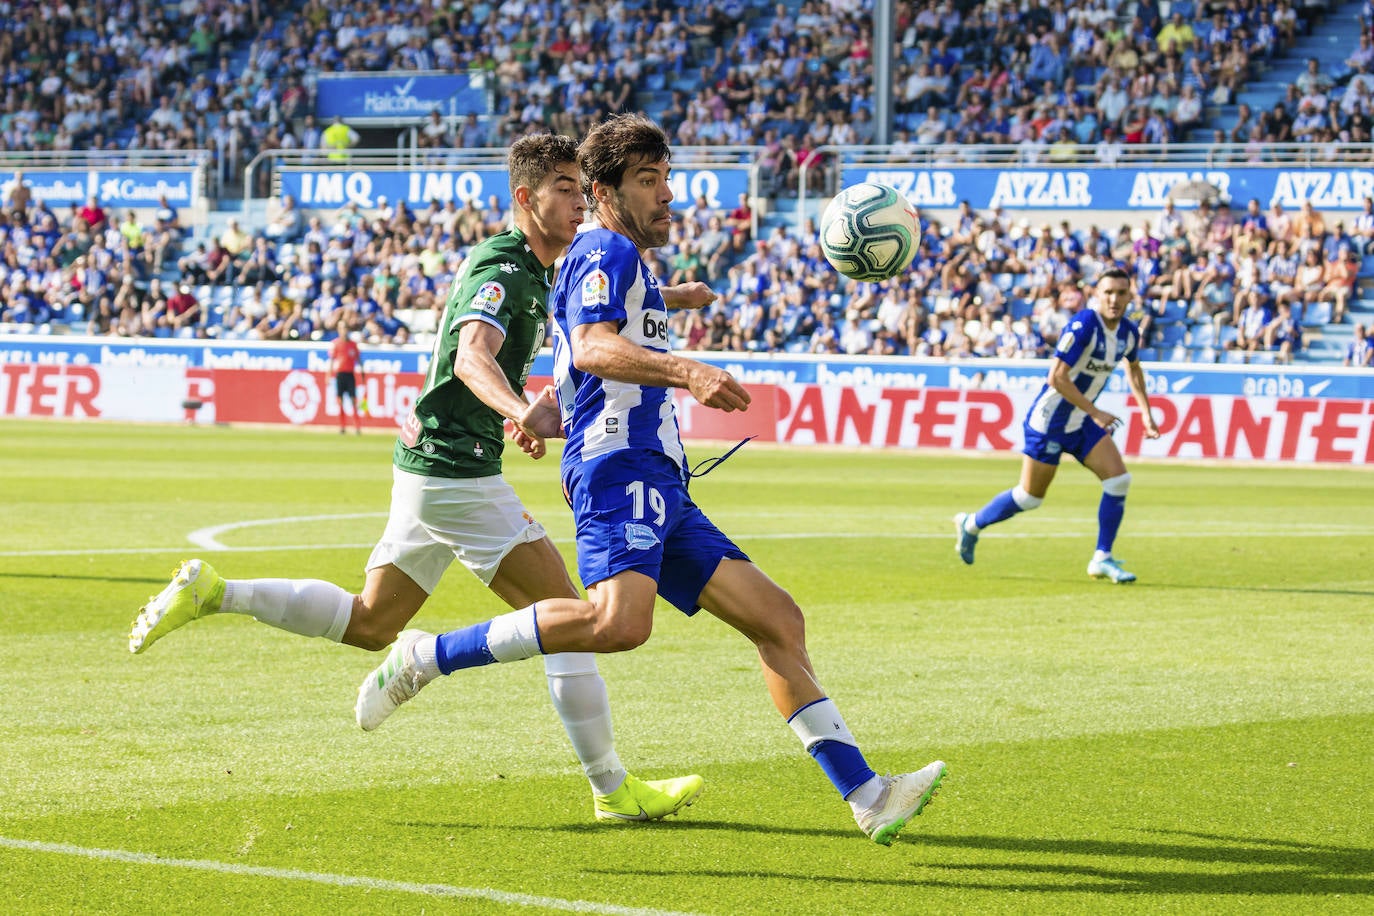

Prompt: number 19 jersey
[550,228,686,476]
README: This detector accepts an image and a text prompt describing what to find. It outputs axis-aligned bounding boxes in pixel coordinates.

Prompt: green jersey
[395,227,551,478]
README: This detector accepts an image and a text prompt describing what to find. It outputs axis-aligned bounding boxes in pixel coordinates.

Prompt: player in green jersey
[129,134,707,821]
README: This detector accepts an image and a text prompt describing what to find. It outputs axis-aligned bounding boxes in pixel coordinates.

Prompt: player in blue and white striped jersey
[954,267,1161,583]
[364,116,947,845]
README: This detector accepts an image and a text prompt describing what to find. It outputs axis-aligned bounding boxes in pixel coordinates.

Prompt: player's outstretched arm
[1125,359,1161,438]
[660,281,717,311]
[571,321,751,412]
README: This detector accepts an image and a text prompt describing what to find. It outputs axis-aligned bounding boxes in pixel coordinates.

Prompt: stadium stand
[1,0,1372,363]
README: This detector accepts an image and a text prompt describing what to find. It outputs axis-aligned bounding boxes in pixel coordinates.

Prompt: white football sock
[220,578,353,642]
[545,652,626,796]
[485,605,543,663]
[410,632,441,681]
[787,698,859,751]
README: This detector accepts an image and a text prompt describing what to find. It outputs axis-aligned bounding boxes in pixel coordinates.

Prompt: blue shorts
[562,449,749,615]
[1022,421,1109,466]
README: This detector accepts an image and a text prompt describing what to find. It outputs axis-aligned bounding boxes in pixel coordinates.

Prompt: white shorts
[366,467,546,593]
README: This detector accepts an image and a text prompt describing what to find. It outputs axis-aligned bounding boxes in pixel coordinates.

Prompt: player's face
[528,161,585,251]
[604,158,674,250]
[1096,276,1133,325]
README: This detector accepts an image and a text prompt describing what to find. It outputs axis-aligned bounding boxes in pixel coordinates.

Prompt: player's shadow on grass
[574,828,1373,896]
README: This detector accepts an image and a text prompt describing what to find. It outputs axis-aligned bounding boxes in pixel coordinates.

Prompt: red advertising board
[3,362,1371,464]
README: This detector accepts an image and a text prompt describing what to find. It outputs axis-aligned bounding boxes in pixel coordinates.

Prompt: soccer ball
[819,182,919,282]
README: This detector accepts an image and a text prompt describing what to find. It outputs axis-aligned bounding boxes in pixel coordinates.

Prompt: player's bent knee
[1012,485,1044,511]
[1101,472,1132,497]
[588,620,652,653]
[750,597,807,651]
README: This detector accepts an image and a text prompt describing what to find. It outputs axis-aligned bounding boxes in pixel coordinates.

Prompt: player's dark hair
[508,133,578,197]
[577,114,671,214]
[1098,267,1130,284]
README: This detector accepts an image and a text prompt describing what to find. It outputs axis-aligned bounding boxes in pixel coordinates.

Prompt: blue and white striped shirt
[552,228,686,473]
[1026,307,1140,435]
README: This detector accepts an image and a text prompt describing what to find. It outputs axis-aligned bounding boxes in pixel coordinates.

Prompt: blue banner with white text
[0,170,200,206]
[842,166,1374,211]
[279,167,750,212]
[314,73,487,120]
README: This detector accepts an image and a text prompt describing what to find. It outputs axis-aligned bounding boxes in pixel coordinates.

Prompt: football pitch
[1,419,1371,915]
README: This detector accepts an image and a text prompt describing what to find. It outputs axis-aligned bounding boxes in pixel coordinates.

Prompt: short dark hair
[577,114,671,214]
[508,133,578,198]
[1098,267,1131,284]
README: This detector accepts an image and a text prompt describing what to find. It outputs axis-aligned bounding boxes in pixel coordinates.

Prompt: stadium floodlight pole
[873,0,894,146]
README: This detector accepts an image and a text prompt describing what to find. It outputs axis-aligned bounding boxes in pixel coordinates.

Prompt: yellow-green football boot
[129,559,225,654]
[594,774,705,822]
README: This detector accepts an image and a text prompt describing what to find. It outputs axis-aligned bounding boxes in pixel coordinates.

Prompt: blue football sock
[809,739,877,799]
[435,621,496,675]
[974,488,1023,530]
[1098,492,1127,554]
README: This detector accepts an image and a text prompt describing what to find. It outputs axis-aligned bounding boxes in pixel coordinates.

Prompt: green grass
[0,419,1371,915]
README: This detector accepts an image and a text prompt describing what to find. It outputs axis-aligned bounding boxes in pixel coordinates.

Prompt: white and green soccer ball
[819,182,919,282]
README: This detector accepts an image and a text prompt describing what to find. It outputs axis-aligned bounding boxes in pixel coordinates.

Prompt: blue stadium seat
[1302,301,1332,326]
[1186,321,1216,348]
[1157,323,1187,348]
[1008,298,1034,320]
[1157,299,1188,324]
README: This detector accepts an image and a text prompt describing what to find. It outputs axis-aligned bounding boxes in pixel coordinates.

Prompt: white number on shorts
[624,480,666,526]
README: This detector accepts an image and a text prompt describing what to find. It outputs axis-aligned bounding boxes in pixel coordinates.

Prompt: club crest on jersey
[624,523,660,550]
[582,269,610,306]
[472,281,506,315]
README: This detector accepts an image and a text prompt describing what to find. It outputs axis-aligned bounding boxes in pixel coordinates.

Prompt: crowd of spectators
[660,186,1363,364]
[2,165,1363,366]
[0,0,1359,184]
[0,0,1370,363]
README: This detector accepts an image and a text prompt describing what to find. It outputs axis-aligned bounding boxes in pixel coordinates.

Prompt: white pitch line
[0,526,1367,559]
[188,513,388,551]
[0,836,704,916]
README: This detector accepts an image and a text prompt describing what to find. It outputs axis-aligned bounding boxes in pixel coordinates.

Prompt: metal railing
[828,142,1374,168]
[0,150,212,168]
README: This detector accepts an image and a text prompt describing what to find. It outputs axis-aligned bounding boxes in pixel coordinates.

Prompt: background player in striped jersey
[129,134,705,823]
[357,115,947,846]
[954,267,1161,583]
